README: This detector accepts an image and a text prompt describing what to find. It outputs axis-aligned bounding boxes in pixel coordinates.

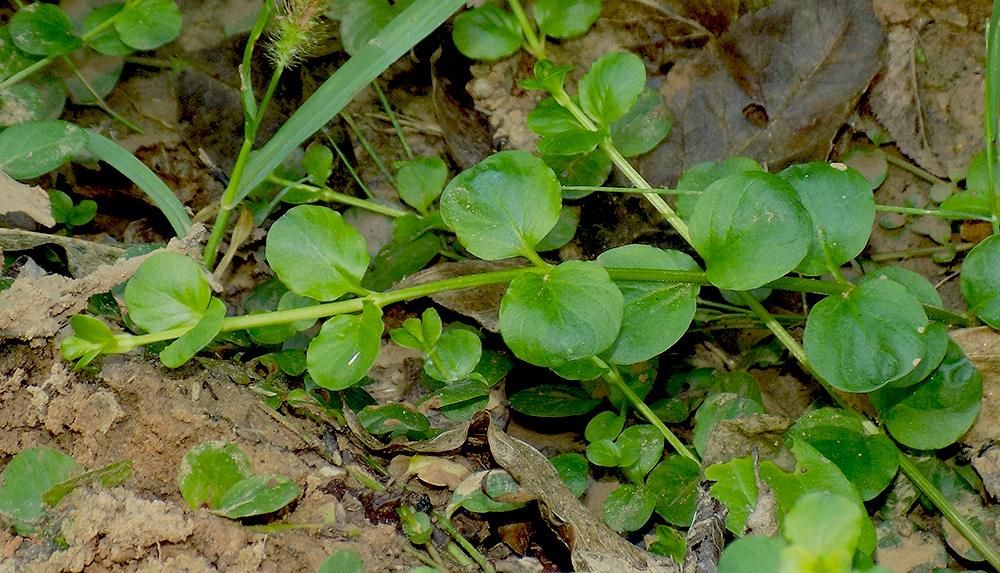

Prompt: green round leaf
[452,4,522,61]
[609,87,673,158]
[690,171,812,290]
[84,3,132,56]
[319,550,364,573]
[887,320,949,388]
[585,410,625,442]
[587,438,622,467]
[549,453,589,498]
[603,483,655,533]
[578,52,645,126]
[597,245,700,364]
[307,303,383,391]
[9,3,81,56]
[448,470,527,517]
[302,143,333,185]
[961,235,1000,328]
[619,425,664,483]
[177,441,252,510]
[783,491,862,560]
[507,384,601,417]
[535,205,579,252]
[803,279,927,392]
[125,252,211,333]
[676,157,764,219]
[440,150,561,260]
[647,455,700,526]
[213,474,300,518]
[0,120,87,179]
[159,297,226,368]
[544,150,613,194]
[337,0,398,56]
[717,535,785,573]
[869,265,943,306]
[115,0,182,50]
[0,447,80,534]
[789,408,898,500]
[871,339,982,450]
[534,0,601,38]
[266,205,369,301]
[396,156,447,213]
[424,329,482,383]
[778,162,875,276]
[61,314,117,366]
[499,260,623,367]
[358,403,430,437]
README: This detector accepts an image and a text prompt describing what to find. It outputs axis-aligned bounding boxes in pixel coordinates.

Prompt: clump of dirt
[0,343,419,572]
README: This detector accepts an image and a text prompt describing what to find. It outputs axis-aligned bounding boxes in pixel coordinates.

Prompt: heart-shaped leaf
[690,171,811,290]
[961,235,1000,328]
[609,87,673,158]
[597,245,699,364]
[603,483,656,533]
[533,0,601,39]
[125,252,211,333]
[578,52,646,126]
[396,156,447,214]
[440,150,561,260]
[424,328,482,383]
[499,260,623,367]
[803,279,927,392]
[266,205,369,301]
[115,0,182,50]
[647,455,700,526]
[451,4,522,61]
[177,441,252,510]
[307,303,383,391]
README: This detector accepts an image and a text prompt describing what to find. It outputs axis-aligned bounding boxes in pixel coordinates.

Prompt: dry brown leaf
[640,0,884,186]
[0,170,55,228]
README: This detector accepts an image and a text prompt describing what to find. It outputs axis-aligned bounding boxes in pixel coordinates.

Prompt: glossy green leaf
[302,144,333,185]
[789,408,898,500]
[778,162,875,276]
[266,205,369,301]
[396,156,447,213]
[0,447,80,535]
[545,151,612,196]
[871,339,982,450]
[538,125,608,156]
[782,491,862,570]
[587,438,622,467]
[578,52,645,126]
[604,483,655,532]
[440,150,561,260]
[115,0,182,50]
[597,245,699,364]
[508,384,601,417]
[177,441,252,510]
[318,550,364,573]
[451,4,522,61]
[693,392,766,456]
[500,260,623,367]
[160,297,226,368]
[646,455,699,526]
[535,205,579,251]
[84,3,132,56]
[61,314,118,367]
[520,59,574,93]
[362,220,441,291]
[0,120,86,179]
[358,403,430,437]
[125,252,211,333]
[49,190,97,228]
[421,307,443,346]
[619,425,663,483]
[676,157,764,219]
[716,535,784,573]
[550,453,589,498]
[690,171,811,290]
[940,190,992,219]
[425,329,482,383]
[534,0,601,38]
[212,474,299,518]
[585,411,625,442]
[961,235,1000,328]
[804,279,927,392]
[886,320,948,388]
[9,3,81,56]
[868,265,943,306]
[528,96,586,136]
[609,87,673,158]
[307,303,383,390]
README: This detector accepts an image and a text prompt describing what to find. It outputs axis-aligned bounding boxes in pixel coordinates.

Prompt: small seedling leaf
[43,460,133,507]
[212,474,299,518]
[587,438,622,467]
[318,550,364,573]
[0,120,87,179]
[424,329,482,383]
[9,3,81,56]
[534,0,601,38]
[585,410,625,442]
[266,205,369,301]
[302,144,333,185]
[578,52,646,126]
[961,235,1000,328]
[499,260,623,367]
[396,156,447,214]
[597,245,699,364]
[620,425,664,483]
[778,162,875,276]
[451,4,522,61]
[609,87,673,158]
[159,297,226,368]
[307,303,383,391]
[115,0,182,50]
[871,339,982,450]
[507,384,601,417]
[603,483,655,533]
[647,455,700,526]
[690,171,811,290]
[803,279,927,392]
[61,314,118,367]
[178,441,252,510]
[0,447,80,535]
[124,252,211,333]
[440,150,561,260]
